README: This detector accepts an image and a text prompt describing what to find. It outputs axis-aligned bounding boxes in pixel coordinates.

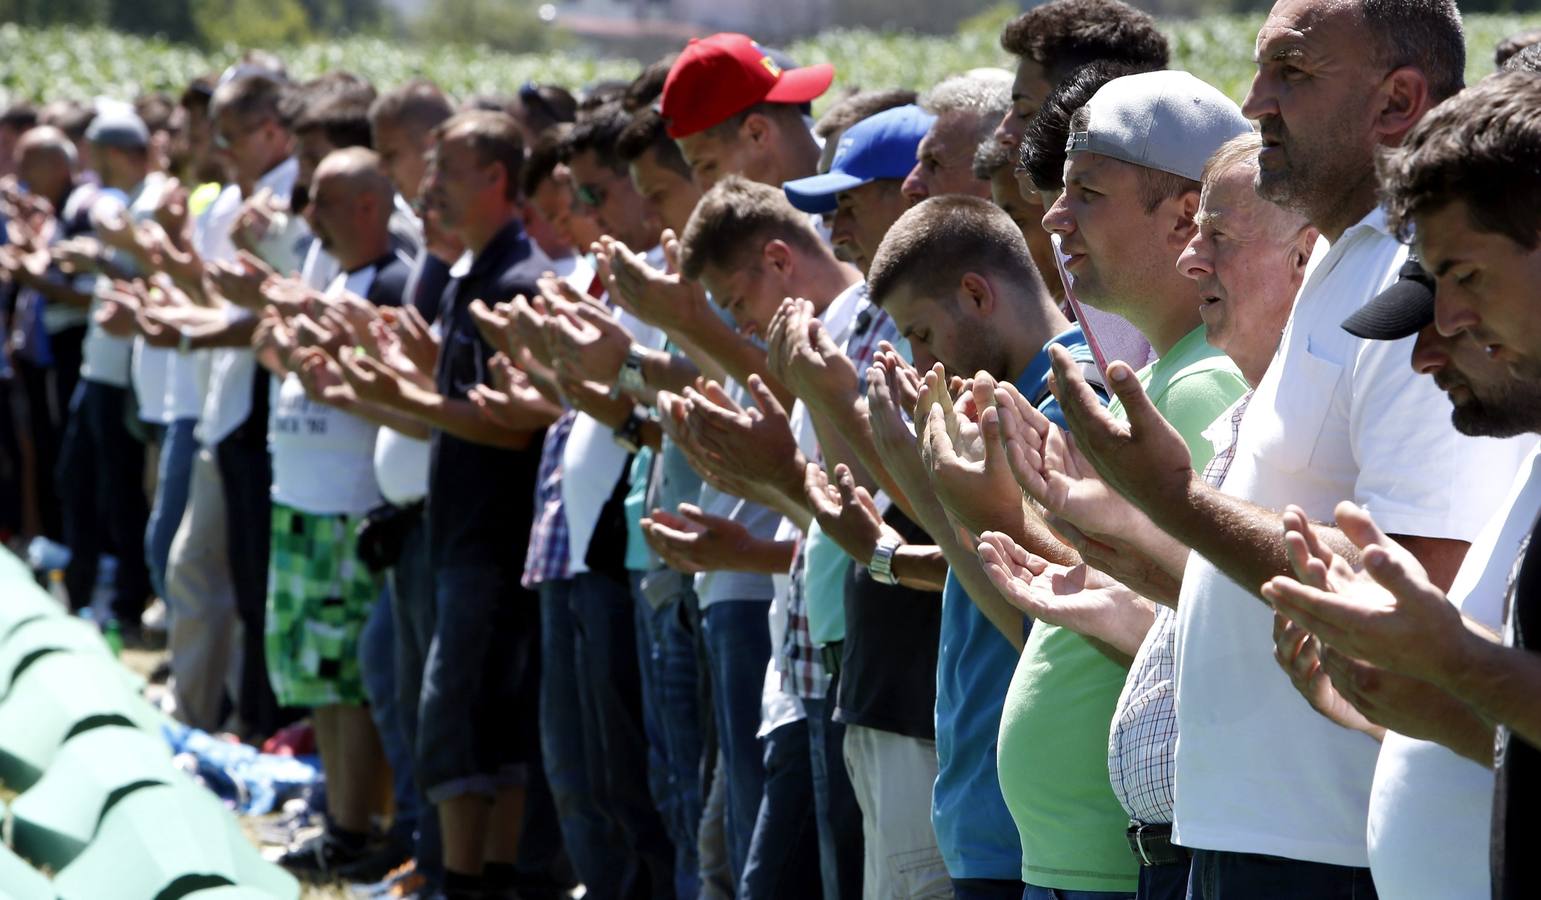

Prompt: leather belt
[1126,822,1191,868]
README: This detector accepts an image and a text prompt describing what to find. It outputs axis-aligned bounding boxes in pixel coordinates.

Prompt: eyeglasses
[574,181,606,208]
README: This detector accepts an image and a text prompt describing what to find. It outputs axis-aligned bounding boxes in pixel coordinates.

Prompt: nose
[1179,231,1214,282]
[901,162,927,206]
[1433,284,1481,338]
[1410,325,1449,375]
[992,111,1023,151]
[1240,69,1278,123]
[1041,191,1073,236]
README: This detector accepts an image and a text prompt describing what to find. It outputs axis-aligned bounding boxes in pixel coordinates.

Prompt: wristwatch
[612,405,651,453]
[868,536,902,585]
[614,343,648,398]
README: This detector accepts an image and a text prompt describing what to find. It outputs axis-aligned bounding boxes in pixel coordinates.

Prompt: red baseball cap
[660,33,835,139]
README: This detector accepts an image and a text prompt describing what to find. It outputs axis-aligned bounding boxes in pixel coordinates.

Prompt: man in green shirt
[988,71,1253,897]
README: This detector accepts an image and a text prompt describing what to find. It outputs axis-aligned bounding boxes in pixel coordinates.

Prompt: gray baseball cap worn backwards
[1067,70,1253,181]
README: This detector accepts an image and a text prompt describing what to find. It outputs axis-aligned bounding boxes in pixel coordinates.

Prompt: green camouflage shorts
[265,503,379,707]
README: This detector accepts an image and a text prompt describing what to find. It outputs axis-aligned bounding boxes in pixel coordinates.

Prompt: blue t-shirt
[932,325,1099,879]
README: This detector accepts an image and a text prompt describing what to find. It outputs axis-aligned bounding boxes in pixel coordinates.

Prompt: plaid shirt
[1107,391,1253,825]
[521,410,578,589]
[779,287,896,699]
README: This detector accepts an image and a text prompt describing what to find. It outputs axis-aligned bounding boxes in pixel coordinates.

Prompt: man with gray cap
[51,107,160,632]
[1039,0,1528,894]
[974,70,1251,900]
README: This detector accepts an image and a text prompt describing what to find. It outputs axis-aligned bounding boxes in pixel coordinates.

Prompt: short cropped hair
[563,103,633,174]
[293,81,378,149]
[678,175,824,280]
[1380,71,1541,250]
[0,102,37,133]
[1496,29,1541,69]
[369,79,454,137]
[1017,60,1152,192]
[1503,43,1541,74]
[521,124,570,197]
[1200,131,1263,189]
[1000,0,1170,84]
[1066,105,1199,212]
[432,110,525,202]
[1360,0,1465,102]
[210,75,287,127]
[813,88,920,140]
[867,195,1038,307]
[624,55,677,112]
[513,83,577,134]
[704,101,810,142]
[135,93,176,133]
[615,108,691,179]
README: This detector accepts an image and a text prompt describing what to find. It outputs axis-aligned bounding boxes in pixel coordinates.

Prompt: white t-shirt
[1171,208,1530,867]
[196,158,299,448]
[559,248,662,575]
[268,264,386,516]
[373,428,430,507]
[78,187,135,388]
[1367,442,1541,897]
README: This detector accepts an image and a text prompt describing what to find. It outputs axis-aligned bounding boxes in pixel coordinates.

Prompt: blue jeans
[804,694,863,900]
[57,379,150,622]
[1024,888,1135,900]
[387,511,441,877]
[567,570,676,898]
[144,417,196,601]
[359,588,419,849]
[954,878,1028,900]
[1185,850,1378,900]
[538,579,629,899]
[700,600,772,882]
[631,570,704,899]
[740,718,822,898]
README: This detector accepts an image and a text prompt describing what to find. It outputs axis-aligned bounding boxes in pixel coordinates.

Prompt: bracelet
[868,536,902,585]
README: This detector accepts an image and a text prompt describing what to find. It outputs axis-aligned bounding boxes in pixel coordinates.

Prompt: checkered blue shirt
[521,410,577,589]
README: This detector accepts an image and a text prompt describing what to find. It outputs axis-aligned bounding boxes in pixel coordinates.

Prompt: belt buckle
[1133,824,1154,867]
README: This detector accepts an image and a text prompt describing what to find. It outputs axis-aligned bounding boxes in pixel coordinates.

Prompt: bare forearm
[809,397,922,523]
[1440,632,1541,755]
[393,382,550,449]
[906,490,1025,650]
[891,544,948,592]
[676,314,793,408]
[639,346,705,395]
[187,315,259,350]
[339,399,433,439]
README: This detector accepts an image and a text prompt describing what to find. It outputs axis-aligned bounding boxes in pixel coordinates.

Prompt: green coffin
[9,724,182,870]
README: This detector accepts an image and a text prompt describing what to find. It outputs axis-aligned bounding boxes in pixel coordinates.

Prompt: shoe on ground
[276,829,372,881]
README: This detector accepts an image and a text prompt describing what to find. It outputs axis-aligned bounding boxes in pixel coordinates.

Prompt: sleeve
[1161,366,1252,470]
[1347,334,1523,541]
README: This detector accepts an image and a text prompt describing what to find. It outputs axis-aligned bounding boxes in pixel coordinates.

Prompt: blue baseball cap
[783,104,935,214]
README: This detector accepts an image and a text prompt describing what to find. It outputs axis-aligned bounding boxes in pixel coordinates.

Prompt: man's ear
[762,238,793,275]
[1167,189,1201,251]
[959,271,996,319]
[1374,67,1433,147]
[742,112,773,148]
[1291,225,1319,273]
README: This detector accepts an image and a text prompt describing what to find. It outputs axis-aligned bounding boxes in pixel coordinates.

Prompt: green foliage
[411,0,565,55]
[0,13,1537,106]
[191,0,313,49]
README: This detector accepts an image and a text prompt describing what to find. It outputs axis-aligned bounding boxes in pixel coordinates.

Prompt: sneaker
[334,834,412,884]
[349,858,425,899]
[277,831,373,881]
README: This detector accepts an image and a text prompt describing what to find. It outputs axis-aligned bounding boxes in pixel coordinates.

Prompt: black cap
[1341,257,1435,341]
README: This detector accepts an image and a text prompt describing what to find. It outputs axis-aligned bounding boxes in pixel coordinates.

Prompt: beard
[1442,369,1541,438]
[1255,114,1372,223]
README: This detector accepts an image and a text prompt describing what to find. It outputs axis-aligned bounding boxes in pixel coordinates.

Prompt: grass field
[1,13,1538,107]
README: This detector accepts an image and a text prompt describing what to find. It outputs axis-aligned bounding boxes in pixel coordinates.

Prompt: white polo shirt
[1367,442,1540,896]
[1170,208,1529,867]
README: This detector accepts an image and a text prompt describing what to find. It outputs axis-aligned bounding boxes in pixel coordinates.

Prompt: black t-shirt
[427,219,545,572]
[405,247,452,322]
[365,251,412,310]
[1493,526,1541,899]
[834,507,942,741]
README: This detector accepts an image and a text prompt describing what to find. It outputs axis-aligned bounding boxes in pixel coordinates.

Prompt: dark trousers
[539,578,630,899]
[389,513,442,878]
[568,570,676,898]
[16,324,83,540]
[1186,850,1378,900]
[740,718,822,899]
[214,435,281,740]
[1138,860,1191,900]
[804,693,864,900]
[954,879,1029,900]
[56,379,150,623]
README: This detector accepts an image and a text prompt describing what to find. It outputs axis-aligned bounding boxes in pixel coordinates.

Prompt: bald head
[16,125,76,204]
[307,146,396,269]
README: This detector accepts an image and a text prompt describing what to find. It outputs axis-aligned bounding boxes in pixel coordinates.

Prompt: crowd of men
[2,1,1540,898]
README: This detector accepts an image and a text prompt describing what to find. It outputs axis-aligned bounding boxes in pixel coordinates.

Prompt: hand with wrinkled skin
[468,353,549,429]
[1272,612,1383,738]
[657,390,780,509]
[544,299,633,386]
[294,347,357,408]
[339,351,408,406]
[767,297,860,413]
[386,304,440,376]
[681,374,806,501]
[865,354,940,522]
[599,233,712,335]
[918,368,1027,538]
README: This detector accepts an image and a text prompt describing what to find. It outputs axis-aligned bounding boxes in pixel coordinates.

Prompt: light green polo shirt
[998,325,1248,891]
